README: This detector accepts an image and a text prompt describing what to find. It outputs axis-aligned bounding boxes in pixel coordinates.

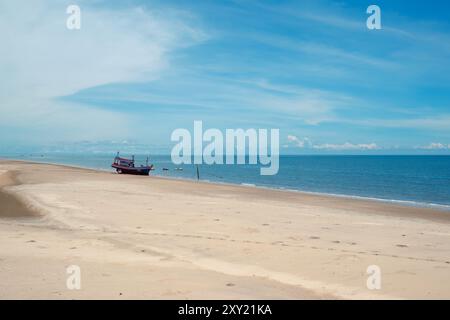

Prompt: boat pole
[196,165,200,180]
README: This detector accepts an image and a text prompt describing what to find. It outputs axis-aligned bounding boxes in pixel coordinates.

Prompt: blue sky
[1,0,450,154]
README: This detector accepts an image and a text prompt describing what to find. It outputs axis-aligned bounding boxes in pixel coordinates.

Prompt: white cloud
[312,142,379,151]
[287,135,379,151]
[417,142,450,150]
[287,135,311,148]
[239,79,353,125]
[0,1,206,143]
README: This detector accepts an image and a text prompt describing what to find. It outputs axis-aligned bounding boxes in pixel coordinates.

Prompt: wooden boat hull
[112,164,153,176]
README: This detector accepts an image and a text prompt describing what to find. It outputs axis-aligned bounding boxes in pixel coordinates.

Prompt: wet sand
[0,159,450,299]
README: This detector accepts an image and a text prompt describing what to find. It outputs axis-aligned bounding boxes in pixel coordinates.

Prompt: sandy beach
[0,159,449,299]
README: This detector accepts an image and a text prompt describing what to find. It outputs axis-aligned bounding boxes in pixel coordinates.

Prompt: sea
[2,153,450,211]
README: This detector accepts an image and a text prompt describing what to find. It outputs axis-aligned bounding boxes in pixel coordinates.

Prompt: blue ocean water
[2,153,450,210]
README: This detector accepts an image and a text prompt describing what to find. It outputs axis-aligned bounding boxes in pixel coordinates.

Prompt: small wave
[241,183,256,187]
[275,188,450,211]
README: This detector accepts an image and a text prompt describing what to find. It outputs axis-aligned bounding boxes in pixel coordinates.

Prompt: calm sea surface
[2,153,450,210]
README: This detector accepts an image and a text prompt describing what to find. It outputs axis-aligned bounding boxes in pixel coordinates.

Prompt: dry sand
[0,159,449,299]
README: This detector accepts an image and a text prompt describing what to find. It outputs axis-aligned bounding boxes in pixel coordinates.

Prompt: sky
[1,0,450,154]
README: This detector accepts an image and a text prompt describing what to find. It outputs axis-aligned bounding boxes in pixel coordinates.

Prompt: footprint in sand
[271,241,284,245]
[396,244,408,248]
[310,236,320,240]
[332,240,340,244]
[226,283,235,287]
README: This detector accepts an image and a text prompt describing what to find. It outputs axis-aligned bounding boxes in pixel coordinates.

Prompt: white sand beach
[0,160,449,299]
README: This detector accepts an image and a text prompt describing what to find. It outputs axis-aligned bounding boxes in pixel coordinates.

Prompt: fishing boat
[111,153,154,176]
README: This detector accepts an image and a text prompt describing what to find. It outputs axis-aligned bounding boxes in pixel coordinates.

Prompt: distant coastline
[2,154,450,212]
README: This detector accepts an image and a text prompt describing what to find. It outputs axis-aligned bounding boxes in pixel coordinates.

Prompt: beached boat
[111,153,154,176]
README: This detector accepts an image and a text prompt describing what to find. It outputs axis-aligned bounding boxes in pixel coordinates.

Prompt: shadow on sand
[0,171,38,218]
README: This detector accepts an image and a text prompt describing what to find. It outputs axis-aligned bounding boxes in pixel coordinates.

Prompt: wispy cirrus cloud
[2,0,450,153]
[333,115,450,132]
[0,0,206,144]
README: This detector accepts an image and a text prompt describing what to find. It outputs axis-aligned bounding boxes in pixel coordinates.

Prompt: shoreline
[2,157,450,214]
